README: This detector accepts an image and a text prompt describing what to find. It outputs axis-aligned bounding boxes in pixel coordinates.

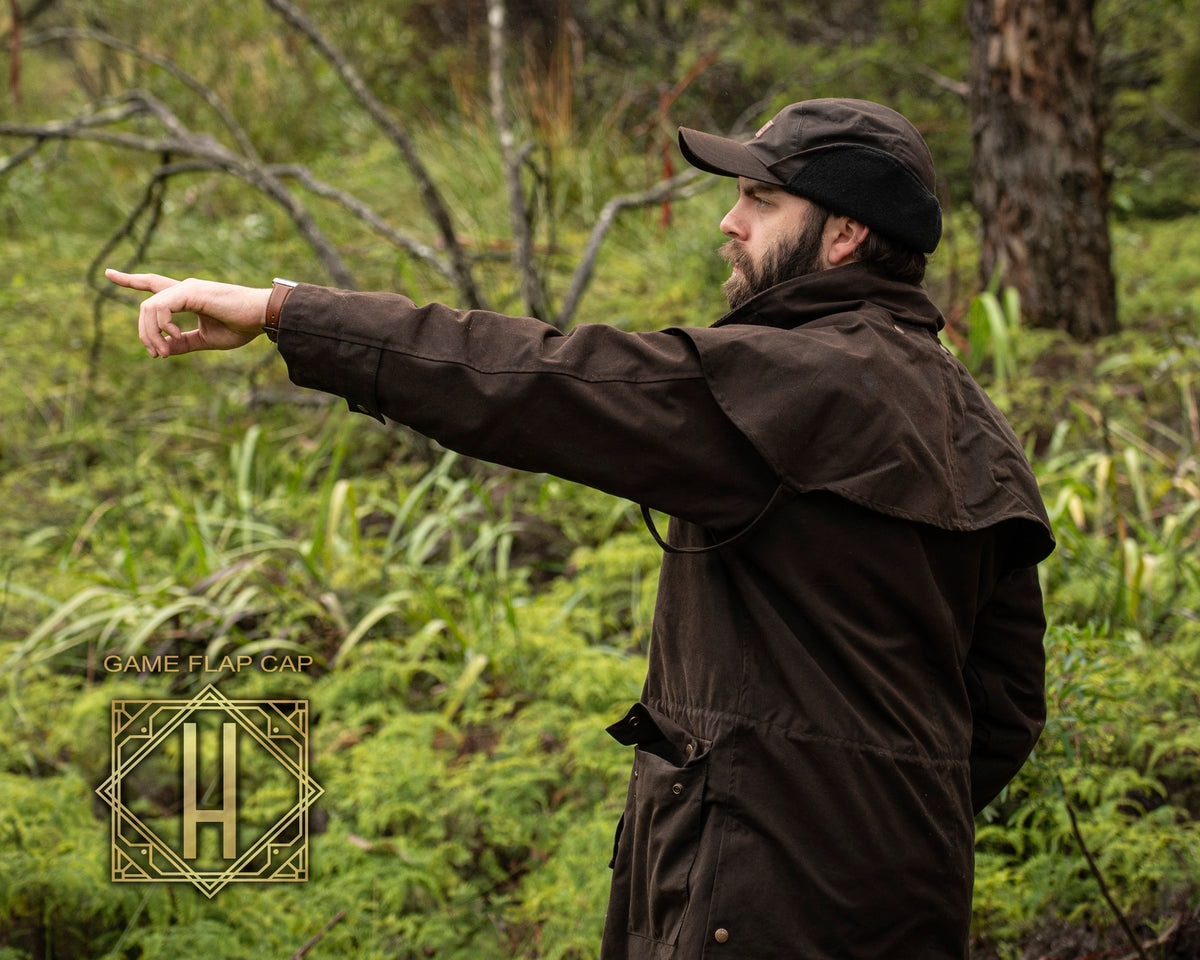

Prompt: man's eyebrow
[740,179,781,199]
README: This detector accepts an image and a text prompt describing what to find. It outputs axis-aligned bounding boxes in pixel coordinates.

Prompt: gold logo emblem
[95,683,323,897]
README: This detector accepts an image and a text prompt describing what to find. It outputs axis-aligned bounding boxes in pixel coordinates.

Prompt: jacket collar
[712,261,945,334]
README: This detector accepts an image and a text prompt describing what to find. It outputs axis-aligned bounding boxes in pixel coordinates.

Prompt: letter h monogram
[182,721,238,859]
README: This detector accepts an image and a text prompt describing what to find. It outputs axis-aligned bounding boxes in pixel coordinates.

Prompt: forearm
[966,564,1048,813]
[275,284,777,530]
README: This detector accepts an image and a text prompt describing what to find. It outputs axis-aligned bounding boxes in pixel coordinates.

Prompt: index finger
[105,269,181,295]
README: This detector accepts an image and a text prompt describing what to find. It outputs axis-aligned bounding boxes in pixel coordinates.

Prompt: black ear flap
[786,146,942,254]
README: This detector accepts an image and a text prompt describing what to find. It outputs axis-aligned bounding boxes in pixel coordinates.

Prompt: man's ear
[825,217,870,266]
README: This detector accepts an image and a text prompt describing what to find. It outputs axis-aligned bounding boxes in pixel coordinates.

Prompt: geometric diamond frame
[95,683,323,898]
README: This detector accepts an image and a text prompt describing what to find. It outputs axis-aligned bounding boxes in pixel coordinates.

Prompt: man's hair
[806,202,928,286]
[855,229,928,286]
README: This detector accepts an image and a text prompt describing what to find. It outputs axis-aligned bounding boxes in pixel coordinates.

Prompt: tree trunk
[967,0,1118,339]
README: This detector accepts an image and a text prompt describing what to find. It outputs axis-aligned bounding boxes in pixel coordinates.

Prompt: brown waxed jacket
[275,262,1054,960]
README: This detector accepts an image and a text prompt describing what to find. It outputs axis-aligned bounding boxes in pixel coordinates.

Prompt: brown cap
[679,98,942,254]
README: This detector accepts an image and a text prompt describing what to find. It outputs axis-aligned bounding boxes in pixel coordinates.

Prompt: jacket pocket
[607,703,711,946]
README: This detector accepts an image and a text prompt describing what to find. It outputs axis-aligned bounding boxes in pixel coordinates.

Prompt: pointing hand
[106,269,272,358]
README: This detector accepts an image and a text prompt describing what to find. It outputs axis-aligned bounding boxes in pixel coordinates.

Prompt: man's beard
[720,206,828,311]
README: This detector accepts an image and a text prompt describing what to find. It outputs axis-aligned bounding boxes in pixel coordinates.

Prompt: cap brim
[678,127,780,183]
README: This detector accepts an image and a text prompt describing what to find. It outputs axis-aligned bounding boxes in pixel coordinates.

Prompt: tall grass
[4,417,536,681]
[4,54,1200,951]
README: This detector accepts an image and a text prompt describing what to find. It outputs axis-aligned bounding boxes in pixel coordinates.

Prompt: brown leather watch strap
[263,278,297,342]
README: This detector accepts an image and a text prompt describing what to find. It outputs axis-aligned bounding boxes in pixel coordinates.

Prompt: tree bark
[967,0,1118,339]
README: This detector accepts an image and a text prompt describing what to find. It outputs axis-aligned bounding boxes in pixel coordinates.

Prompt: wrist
[263,278,297,342]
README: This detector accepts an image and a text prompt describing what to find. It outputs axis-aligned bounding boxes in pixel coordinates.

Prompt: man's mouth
[720,240,749,275]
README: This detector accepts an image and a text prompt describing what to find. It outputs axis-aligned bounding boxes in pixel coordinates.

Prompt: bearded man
[109,98,1053,959]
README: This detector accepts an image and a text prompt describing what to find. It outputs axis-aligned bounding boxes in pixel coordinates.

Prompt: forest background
[2,0,1200,958]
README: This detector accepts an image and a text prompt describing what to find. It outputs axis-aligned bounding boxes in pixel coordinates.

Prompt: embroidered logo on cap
[755,119,775,139]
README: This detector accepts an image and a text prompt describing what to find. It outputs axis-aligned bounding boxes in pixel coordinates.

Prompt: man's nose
[720,204,745,239]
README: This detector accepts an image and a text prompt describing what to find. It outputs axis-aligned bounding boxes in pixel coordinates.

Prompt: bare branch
[0,102,217,158]
[0,98,148,138]
[287,910,347,960]
[23,27,261,159]
[268,163,454,282]
[0,137,44,175]
[1065,798,1151,960]
[262,0,484,308]
[557,170,712,329]
[88,159,170,290]
[913,63,970,101]
[728,84,792,138]
[86,158,170,387]
[0,96,357,288]
[120,89,201,141]
[487,0,549,321]
[1153,100,1200,148]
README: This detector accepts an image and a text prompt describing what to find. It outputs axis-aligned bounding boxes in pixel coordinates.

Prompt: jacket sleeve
[274,284,778,532]
[965,564,1047,814]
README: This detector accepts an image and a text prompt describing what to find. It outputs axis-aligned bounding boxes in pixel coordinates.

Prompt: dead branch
[262,0,484,308]
[23,27,260,160]
[0,92,357,288]
[86,152,170,386]
[487,0,549,321]
[0,97,147,140]
[556,170,712,328]
[913,63,970,101]
[0,94,464,295]
[0,137,42,175]
[1113,915,1181,960]
[1153,100,1200,148]
[1065,799,1151,960]
[268,164,454,282]
[286,910,346,960]
[4,13,744,335]
[554,67,771,329]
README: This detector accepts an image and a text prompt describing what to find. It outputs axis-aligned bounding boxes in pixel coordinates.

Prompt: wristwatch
[263,278,298,342]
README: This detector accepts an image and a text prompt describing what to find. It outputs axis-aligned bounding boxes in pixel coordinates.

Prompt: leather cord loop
[640,484,790,554]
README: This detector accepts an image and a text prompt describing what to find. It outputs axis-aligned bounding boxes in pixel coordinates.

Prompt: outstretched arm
[110,272,779,530]
[106,269,271,357]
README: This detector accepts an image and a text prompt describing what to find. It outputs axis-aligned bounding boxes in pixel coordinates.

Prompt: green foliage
[960,230,1200,952]
[1099,0,1200,217]
[0,770,143,958]
[3,5,1200,957]
[973,624,1200,948]
[949,284,1023,400]
[0,327,649,958]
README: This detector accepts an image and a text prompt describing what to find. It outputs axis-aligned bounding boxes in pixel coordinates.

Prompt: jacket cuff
[275,284,387,423]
